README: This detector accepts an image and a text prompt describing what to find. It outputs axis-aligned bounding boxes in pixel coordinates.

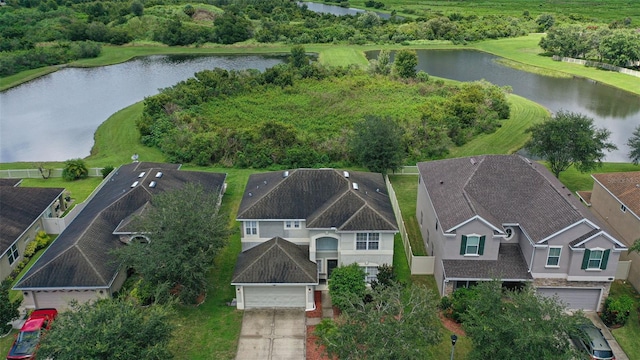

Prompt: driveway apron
[236,308,306,360]
[585,311,629,360]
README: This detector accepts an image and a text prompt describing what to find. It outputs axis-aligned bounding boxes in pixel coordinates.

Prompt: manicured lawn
[449,94,549,157]
[0,329,17,358]
[609,281,640,359]
[19,177,103,205]
[555,163,640,193]
[168,167,253,360]
[388,175,425,255]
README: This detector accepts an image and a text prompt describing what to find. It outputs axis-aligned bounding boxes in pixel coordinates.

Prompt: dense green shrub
[62,158,89,181]
[24,240,38,258]
[329,263,367,311]
[601,295,634,326]
[35,230,52,248]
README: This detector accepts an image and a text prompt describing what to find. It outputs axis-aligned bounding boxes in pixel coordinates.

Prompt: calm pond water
[371,49,639,162]
[0,55,283,163]
[1,50,638,163]
[299,2,397,20]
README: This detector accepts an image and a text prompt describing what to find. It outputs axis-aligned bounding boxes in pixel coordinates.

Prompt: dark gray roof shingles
[1,187,64,253]
[442,244,533,280]
[15,162,226,289]
[418,155,585,241]
[237,169,397,231]
[232,237,318,284]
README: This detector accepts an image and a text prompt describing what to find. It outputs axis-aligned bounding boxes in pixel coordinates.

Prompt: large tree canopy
[317,283,442,360]
[351,115,406,175]
[39,299,173,360]
[627,125,640,165]
[525,110,617,177]
[463,281,584,360]
[114,183,229,304]
[0,279,20,333]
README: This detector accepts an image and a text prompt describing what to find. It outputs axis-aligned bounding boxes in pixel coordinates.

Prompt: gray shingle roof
[417,155,587,242]
[15,162,226,290]
[237,169,397,231]
[232,237,318,284]
[442,244,532,280]
[1,187,64,254]
[0,178,21,187]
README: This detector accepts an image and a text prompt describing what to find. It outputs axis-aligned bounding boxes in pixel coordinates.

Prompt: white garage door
[243,286,306,308]
[33,290,100,311]
[537,288,601,311]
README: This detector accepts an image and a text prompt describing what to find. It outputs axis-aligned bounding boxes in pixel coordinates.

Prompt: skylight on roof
[352,183,359,190]
[138,172,146,178]
[343,171,350,178]
[131,181,139,188]
[155,171,163,178]
[149,181,157,188]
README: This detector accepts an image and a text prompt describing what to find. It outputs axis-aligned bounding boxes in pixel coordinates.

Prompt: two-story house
[416,155,626,311]
[1,179,65,281]
[232,168,398,310]
[14,162,226,310]
[579,171,640,292]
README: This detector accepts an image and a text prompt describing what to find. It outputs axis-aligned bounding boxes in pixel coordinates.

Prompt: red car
[6,308,58,360]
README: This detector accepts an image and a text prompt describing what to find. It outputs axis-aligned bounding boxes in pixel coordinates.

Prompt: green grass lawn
[19,177,103,205]
[555,163,640,193]
[388,175,426,256]
[609,281,640,358]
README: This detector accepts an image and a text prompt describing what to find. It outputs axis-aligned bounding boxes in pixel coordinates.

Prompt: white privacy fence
[0,168,104,178]
[553,55,640,78]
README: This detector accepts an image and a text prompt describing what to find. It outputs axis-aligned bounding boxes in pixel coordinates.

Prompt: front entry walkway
[235,308,306,360]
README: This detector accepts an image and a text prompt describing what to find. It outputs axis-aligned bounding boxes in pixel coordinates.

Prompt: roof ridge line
[75,242,108,284]
[277,239,316,282]
[307,185,350,227]
[232,240,277,281]
[351,187,398,230]
[239,170,295,218]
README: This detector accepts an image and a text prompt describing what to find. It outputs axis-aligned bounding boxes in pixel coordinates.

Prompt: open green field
[350,0,640,25]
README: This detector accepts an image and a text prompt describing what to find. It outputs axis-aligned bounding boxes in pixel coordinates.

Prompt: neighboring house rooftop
[592,171,640,217]
[417,155,603,242]
[0,178,22,187]
[237,169,397,231]
[442,243,532,280]
[15,162,226,290]
[1,186,64,255]
[232,237,317,284]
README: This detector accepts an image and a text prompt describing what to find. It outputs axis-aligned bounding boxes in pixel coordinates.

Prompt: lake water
[299,2,398,20]
[371,49,640,162]
[0,55,283,162]
[1,50,638,163]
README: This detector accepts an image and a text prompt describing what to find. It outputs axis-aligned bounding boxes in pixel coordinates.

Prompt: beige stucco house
[579,171,640,292]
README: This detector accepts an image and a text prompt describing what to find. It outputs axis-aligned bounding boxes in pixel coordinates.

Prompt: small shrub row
[5,231,52,283]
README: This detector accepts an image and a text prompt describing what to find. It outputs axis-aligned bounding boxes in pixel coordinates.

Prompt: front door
[327,259,338,279]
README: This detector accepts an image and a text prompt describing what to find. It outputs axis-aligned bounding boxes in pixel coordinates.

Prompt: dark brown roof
[442,244,532,280]
[232,237,318,284]
[1,187,64,254]
[576,191,592,206]
[15,163,226,290]
[237,169,397,231]
[417,155,588,242]
[593,172,640,216]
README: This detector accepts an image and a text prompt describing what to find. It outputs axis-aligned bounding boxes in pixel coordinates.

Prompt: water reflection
[0,55,284,163]
[370,49,639,162]
[299,1,397,20]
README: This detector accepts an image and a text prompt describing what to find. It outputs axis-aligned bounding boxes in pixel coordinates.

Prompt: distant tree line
[136,47,510,170]
[540,25,640,68]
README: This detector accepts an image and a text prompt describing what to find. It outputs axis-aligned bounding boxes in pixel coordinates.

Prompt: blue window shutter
[460,235,467,255]
[479,235,486,255]
[581,249,590,270]
[601,249,610,270]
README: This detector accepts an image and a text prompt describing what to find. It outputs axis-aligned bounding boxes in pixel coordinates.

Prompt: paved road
[236,308,306,360]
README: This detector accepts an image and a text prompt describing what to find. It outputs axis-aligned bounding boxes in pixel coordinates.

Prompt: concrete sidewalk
[235,308,305,360]
[584,311,629,360]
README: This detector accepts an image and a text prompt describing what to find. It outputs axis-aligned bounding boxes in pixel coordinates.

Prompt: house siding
[1,217,45,281]
[590,181,640,245]
[442,220,499,261]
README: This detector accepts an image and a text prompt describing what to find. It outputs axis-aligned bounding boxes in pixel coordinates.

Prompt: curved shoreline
[2,36,639,96]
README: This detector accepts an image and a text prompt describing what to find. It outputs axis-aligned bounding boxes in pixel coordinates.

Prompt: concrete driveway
[235,309,306,360]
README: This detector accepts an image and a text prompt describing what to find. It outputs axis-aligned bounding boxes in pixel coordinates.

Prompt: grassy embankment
[350,0,640,26]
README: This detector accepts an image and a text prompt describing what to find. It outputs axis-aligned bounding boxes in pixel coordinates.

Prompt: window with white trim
[244,221,257,236]
[284,220,301,229]
[8,244,19,265]
[546,247,562,267]
[460,235,485,256]
[588,250,604,269]
[362,266,378,283]
[620,204,627,213]
[356,233,379,250]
